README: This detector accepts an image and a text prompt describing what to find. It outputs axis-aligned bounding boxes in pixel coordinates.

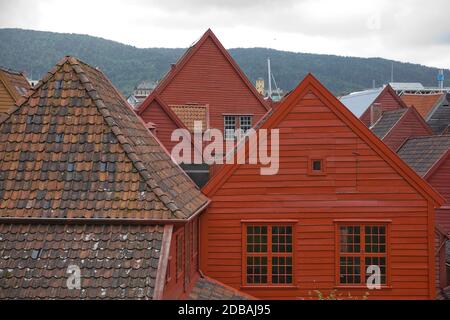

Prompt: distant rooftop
[339,87,383,117]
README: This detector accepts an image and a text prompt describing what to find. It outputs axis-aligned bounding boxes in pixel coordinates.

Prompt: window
[312,160,322,171]
[240,116,252,133]
[224,116,236,140]
[244,224,293,286]
[176,232,184,279]
[224,115,253,140]
[308,158,326,175]
[337,224,388,286]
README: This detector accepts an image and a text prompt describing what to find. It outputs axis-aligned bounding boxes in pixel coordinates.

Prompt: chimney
[370,103,382,127]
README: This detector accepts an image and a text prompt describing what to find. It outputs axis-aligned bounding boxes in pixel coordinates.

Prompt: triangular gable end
[138,29,270,115]
[203,74,444,206]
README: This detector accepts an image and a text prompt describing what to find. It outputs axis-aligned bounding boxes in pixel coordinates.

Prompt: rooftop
[397,135,450,176]
[0,56,208,220]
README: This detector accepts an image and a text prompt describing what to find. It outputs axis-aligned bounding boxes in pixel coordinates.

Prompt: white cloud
[1,0,449,68]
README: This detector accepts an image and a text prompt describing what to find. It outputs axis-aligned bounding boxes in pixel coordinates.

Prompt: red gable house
[137,29,270,153]
[201,74,444,300]
[340,85,407,127]
[370,106,432,151]
[0,56,253,300]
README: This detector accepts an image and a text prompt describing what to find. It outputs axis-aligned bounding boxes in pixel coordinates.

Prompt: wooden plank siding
[158,36,268,133]
[0,80,15,114]
[201,75,441,299]
[138,30,269,154]
[140,99,181,152]
[360,88,405,127]
[383,108,432,151]
[427,155,450,206]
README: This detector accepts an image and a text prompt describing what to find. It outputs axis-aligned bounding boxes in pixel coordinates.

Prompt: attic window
[313,160,322,171]
[31,248,43,260]
[308,158,326,175]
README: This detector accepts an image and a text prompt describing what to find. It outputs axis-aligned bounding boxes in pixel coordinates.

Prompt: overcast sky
[1,0,450,68]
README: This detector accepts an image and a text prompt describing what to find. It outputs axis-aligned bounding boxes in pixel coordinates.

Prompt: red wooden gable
[375,106,433,151]
[360,85,407,127]
[137,29,270,152]
[200,74,444,300]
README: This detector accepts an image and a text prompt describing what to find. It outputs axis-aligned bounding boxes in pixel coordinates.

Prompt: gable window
[308,158,326,175]
[224,115,253,140]
[244,223,294,286]
[240,116,252,133]
[224,116,236,140]
[337,223,389,286]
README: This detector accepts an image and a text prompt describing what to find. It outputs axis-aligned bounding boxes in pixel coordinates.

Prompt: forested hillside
[1,28,448,96]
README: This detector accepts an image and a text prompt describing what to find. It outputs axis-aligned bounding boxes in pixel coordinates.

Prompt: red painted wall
[201,87,436,299]
[139,35,268,153]
[140,100,180,152]
[383,109,432,151]
[361,89,404,127]
[163,219,201,299]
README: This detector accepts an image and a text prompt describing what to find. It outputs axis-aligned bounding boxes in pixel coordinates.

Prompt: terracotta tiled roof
[370,108,407,139]
[188,276,254,300]
[170,104,208,132]
[400,93,444,118]
[0,223,163,299]
[0,66,31,100]
[0,56,208,220]
[397,135,450,176]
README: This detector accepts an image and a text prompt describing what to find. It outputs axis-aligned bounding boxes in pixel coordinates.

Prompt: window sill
[241,285,299,290]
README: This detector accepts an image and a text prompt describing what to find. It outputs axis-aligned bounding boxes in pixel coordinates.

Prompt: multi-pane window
[224,115,253,140]
[240,116,252,133]
[338,224,388,286]
[224,116,236,140]
[245,224,293,286]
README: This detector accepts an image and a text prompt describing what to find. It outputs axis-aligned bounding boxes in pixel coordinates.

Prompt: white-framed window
[224,116,237,140]
[240,116,252,133]
[224,115,253,140]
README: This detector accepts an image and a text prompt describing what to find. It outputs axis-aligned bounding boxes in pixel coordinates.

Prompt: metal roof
[389,82,425,91]
[339,87,383,117]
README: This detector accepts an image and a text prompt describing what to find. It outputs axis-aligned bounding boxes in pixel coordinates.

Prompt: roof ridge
[0,57,69,127]
[66,57,186,219]
[0,65,25,76]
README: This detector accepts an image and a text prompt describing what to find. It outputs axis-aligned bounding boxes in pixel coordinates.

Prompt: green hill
[1,28,448,96]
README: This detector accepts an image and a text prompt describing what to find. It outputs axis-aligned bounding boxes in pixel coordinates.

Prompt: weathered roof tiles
[0,56,208,220]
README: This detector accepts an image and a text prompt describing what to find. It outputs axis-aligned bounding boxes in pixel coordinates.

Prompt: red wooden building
[397,135,450,292]
[0,56,251,301]
[340,85,407,127]
[370,106,432,151]
[137,29,270,153]
[201,74,444,300]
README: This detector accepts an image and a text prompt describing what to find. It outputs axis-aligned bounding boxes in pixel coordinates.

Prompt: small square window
[312,160,322,171]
